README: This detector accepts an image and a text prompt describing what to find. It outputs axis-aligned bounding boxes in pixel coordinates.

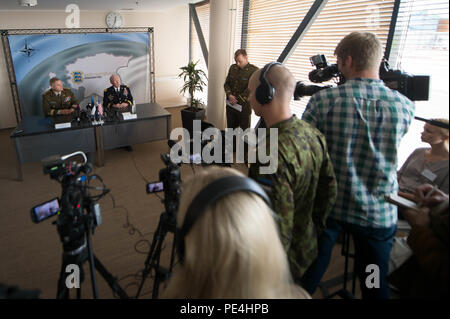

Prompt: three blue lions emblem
[72,71,83,83]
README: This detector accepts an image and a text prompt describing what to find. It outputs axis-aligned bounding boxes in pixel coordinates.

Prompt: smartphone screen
[31,198,60,223]
[147,181,164,194]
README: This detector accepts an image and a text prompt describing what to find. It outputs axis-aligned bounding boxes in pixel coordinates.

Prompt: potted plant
[178,60,207,137]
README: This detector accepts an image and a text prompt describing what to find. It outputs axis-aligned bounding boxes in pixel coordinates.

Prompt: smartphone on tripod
[31,198,60,223]
[146,181,164,194]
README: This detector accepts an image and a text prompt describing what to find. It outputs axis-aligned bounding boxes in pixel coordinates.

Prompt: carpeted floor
[0,106,359,299]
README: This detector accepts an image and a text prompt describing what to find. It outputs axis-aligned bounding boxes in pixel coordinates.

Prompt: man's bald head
[110,74,121,88]
[249,63,296,106]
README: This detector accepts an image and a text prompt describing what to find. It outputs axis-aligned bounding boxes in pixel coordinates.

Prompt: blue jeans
[300,218,397,299]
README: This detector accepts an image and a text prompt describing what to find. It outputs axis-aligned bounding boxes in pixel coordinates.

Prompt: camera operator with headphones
[160,167,310,299]
[246,63,337,285]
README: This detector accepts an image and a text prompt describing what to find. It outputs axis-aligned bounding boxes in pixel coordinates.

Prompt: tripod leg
[168,231,177,273]
[93,255,128,299]
[85,225,99,299]
[137,212,177,299]
[151,232,168,299]
[57,268,69,299]
[152,229,178,299]
[136,217,164,298]
[57,251,70,299]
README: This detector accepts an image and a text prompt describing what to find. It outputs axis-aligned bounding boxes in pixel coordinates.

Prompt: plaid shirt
[302,78,415,228]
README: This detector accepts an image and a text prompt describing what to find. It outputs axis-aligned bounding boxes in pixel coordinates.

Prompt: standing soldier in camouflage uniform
[247,62,337,282]
[42,77,79,117]
[224,49,259,130]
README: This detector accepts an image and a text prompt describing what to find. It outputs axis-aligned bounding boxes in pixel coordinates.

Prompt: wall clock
[106,12,123,28]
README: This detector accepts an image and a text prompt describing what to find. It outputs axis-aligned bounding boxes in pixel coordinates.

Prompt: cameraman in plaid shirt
[300,32,415,298]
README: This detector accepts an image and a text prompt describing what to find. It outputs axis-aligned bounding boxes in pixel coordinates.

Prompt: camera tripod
[135,211,177,299]
[55,207,128,299]
[318,231,357,299]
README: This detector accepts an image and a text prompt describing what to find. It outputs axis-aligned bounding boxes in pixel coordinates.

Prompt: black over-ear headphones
[255,62,282,105]
[176,175,272,264]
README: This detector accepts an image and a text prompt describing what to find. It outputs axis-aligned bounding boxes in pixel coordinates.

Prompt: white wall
[0,7,189,128]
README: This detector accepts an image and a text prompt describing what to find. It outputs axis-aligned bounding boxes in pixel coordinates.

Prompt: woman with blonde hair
[398,119,449,197]
[160,166,309,299]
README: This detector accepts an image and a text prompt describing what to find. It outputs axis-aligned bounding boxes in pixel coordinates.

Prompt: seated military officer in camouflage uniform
[103,74,133,112]
[42,77,79,117]
[247,62,337,283]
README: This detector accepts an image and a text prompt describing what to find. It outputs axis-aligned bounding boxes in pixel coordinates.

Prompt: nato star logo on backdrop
[18,40,36,58]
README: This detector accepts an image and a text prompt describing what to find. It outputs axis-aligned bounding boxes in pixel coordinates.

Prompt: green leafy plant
[178,60,207,111]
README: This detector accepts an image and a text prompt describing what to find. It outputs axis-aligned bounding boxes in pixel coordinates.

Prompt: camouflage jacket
[42,88,79,117]
[224,63,258,114]
[248,115,337,278]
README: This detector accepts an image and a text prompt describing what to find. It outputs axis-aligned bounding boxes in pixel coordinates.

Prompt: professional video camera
[293,54,341,100]
[136,153,181,299]
[32,151,127,299]
[294,81,333,100]
[379,59,429,101]
[304,54,430,101]
[38,152,101,250]
[309,54,345,85]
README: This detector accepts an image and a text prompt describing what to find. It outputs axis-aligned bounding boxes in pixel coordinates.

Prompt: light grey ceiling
[0,0,194,12]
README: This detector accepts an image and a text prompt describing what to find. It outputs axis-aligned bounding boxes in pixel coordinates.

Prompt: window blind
[247,0,396,117]
[389,0,448,119]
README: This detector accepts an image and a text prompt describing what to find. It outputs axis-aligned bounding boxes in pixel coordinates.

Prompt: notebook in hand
[384,194,421,211]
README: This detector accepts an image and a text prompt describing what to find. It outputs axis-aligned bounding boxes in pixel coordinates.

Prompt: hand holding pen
[415,184,446,207]
[403,184,448,227]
